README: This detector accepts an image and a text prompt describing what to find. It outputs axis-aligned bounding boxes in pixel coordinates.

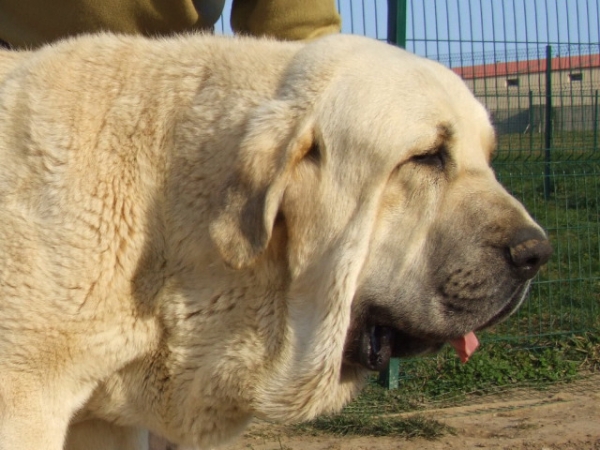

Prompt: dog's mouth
[344,326,479,372]
[344,283,530,372]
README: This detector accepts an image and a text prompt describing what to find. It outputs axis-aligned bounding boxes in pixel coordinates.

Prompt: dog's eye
[410,146,446,170]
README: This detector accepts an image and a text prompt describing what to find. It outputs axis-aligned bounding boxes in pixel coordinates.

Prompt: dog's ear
[209,101,314,269]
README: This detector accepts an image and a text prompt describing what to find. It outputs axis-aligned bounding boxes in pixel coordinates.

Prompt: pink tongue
[450,332,479,363]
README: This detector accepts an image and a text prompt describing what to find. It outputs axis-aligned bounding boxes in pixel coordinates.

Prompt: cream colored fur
[0,33,547,450]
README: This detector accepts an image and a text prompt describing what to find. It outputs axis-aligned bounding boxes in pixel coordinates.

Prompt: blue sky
[403,0,600,62]
[215,0,600,63]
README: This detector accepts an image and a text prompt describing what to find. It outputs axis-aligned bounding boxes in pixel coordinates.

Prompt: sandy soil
[221,375,600,450]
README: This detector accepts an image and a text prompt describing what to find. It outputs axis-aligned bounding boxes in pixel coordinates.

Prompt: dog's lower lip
[477,283,530,331]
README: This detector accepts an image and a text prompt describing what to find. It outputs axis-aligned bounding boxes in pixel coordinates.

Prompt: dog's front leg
[0,373,94,450]
[0,392,69,449]
[0,412,69,450]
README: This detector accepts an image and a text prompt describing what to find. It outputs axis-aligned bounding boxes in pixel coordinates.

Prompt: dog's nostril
[508,228,553,280]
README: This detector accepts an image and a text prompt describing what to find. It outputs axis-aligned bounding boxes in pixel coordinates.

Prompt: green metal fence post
[543,45,553,200]
[387,0,407,47]
[529,90,534,153]
[381,0,407,389]
[594,90,598,153]
[378,358,399,390]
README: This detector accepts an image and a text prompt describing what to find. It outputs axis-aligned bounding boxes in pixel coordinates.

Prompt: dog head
[209,34,551,421]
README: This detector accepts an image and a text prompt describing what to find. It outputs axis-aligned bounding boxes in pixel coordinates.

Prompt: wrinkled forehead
[313,46,497,167]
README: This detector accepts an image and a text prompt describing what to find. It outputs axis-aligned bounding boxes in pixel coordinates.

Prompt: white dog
[0,33,551,449]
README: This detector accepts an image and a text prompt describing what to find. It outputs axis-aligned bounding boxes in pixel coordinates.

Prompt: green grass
[495,131,600,163]
[293,414,454,439]
[392,335,593,399]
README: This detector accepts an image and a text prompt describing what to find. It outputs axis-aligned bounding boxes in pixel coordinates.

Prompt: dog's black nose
[508,228,553,280]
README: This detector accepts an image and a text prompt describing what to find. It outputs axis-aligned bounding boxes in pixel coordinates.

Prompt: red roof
[453,53,600,79]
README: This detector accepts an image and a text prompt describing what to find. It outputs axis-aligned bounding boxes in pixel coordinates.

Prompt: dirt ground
[221,374,600,450]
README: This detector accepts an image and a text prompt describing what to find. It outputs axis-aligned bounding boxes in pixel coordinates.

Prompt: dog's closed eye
[410,145,447,170]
